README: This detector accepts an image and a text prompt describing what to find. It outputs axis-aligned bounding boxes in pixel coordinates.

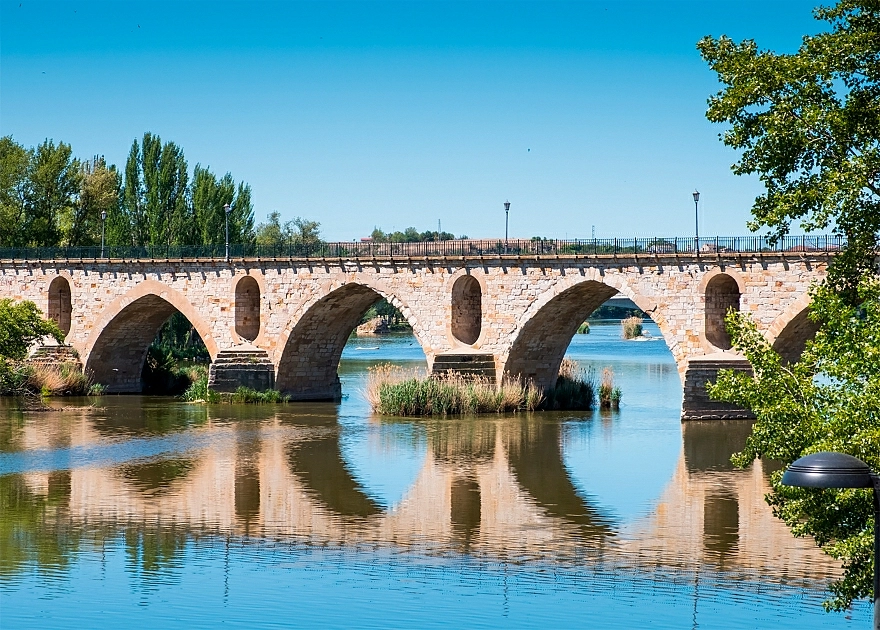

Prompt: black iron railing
[0,235,845,261]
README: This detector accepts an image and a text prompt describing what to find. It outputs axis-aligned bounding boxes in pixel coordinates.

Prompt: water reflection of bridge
[8,408,837,583]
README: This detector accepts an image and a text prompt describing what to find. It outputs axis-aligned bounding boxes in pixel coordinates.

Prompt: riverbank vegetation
[0,299,95,396]
[366,357,608,416]
[181,372,289,404]
[701,0,880,610]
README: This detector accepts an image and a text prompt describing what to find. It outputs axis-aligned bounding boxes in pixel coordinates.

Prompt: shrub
[621,316,643,339]
[577,321,590,334]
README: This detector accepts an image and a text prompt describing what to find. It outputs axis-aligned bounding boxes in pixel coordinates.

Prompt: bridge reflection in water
[2,400,837,589]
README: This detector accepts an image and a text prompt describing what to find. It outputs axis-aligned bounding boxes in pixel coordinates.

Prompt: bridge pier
[431,354,497,382]
[208,348,275,393]
[681,356,754,421]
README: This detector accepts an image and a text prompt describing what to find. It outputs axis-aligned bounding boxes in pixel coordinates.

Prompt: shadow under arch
[769,298,819,364]
[505,418,614,538]
[275,282,429,400]
[503,278,679,390]
[84,281,217,393]
[284,416,383,520]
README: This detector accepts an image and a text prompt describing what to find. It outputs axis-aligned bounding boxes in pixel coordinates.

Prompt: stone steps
[208,349,275,392]
[681,358,754,420]
[431,354,497,382]
[28,345,81,365]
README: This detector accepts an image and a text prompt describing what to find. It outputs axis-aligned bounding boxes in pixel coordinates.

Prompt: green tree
[255,211,291,247]
[0,299,63,361]
[23,140,80,247]
[700,0,880,610]
[699,0,880,301]
[0,136,31,247]
[61,157,119,246]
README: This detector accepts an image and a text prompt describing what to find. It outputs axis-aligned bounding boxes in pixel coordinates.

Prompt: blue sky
[1,1,822,241]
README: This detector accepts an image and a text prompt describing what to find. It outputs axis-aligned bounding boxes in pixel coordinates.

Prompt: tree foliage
[370,226,460,242]
[699,0,880,301]
[0,299,63,361]
[255,211,323,248]
[701,0,880,610]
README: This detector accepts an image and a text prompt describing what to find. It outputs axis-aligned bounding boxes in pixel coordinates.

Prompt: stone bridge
[0,250,828,419]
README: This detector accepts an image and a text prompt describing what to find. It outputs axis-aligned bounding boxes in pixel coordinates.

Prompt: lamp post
[504,200,510,254]
[224,203,231,262]
[692,190,700,254]
[782,452,880,629]
[100,210,107,259]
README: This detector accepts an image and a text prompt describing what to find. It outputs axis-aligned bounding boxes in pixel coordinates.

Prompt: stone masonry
[0,251,829,418]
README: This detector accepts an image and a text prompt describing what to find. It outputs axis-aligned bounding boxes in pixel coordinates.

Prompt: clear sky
[1,0,823,241]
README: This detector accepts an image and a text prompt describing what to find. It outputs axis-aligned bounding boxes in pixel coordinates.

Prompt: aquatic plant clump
[181,373,289,404]
[598,367,622,409]
[621,316,643,339]
[366,358,604,416]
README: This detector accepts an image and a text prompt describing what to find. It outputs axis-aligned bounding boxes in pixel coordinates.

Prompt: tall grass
[26,362,92,396]
[598,367,622,409]
[621,316,644,339]
[366,357,603,416]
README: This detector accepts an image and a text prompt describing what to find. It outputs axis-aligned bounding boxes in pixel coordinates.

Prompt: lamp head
[224,203,231,214]
[504,200,510,212]
[781,452,874,489]
[101,210,107,220]
[692,190,700,203]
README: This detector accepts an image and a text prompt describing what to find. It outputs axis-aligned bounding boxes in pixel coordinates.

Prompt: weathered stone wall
[0,253,829,414]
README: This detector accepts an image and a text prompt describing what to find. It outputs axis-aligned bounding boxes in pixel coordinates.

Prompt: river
[0,321,869,628]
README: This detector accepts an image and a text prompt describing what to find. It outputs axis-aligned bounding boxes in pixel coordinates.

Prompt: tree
[700,0,880,610]
[0,299,63,361]
[699,0,880,302]
[61,157,119,246]
[0,136,31,247]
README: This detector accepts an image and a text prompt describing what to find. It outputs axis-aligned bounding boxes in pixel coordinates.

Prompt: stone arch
[703,273,741,351]
[450,274,482,346]
[234,275,261,342]
[47,275,72,337]
[274,281,430,400]
[501,274,680,390]
[83,280,217,393]
[767,293,818,363]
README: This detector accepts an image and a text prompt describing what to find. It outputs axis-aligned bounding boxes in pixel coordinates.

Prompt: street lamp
[100,210,107,259]
[504,200,511,254]
[782,452,880,629]
[224,203,232,262]
[692,190,700,254]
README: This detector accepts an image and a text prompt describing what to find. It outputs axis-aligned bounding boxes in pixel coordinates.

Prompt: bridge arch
[47,274,73,337]
[83,280,218,393]
[701,270,744,351]
[274,280,431,400]
[767,292,818,363]
[501,273,681,390]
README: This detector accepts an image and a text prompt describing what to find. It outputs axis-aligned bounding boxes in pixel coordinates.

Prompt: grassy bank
[366,358,611,416]
[0,359,101,397]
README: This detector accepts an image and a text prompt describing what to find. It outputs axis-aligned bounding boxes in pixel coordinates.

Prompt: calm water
[0,322,869,628]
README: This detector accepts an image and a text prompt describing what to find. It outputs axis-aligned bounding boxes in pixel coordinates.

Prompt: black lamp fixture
[504,200,511,254]
[692,190,700,254]
[224,203,232,262]
[782,452,879,629]
[100,210,107,259]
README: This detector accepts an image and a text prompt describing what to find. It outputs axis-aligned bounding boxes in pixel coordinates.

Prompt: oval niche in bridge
[704,273,741,350]
[451,275,482,345]
[235,276,261,342]
[48,276,72,337]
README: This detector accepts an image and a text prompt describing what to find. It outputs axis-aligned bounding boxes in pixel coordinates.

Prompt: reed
[598,367,622,409]
[621,316,643,339]
[366,358,599,416]
[27,362,92,396]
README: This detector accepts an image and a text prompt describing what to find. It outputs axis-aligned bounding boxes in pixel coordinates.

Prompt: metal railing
[0,235,845,261]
